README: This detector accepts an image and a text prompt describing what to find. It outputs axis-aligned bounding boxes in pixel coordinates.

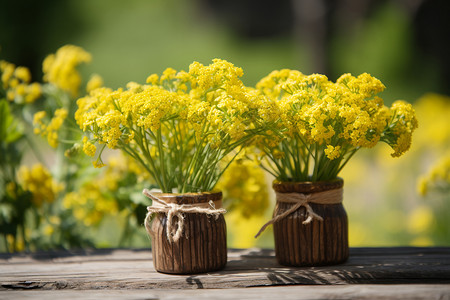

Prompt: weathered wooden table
[1,247,449,299]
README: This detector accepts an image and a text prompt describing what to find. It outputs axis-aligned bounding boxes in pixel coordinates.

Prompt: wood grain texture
[1,247,449,291]
[1,285,450,300]
[149,192,227,274]
[273,179,348,266]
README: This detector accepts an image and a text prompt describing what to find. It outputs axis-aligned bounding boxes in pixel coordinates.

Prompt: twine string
[254,188,342,238]
[143,189,226,243]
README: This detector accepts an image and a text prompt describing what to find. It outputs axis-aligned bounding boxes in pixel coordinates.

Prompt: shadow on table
[182,248,378,287]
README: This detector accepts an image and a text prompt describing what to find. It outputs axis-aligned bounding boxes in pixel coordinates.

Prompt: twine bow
[143,189,226,243]
[254,188,343,238]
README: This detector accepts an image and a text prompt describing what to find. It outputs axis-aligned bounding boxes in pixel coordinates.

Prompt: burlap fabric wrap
[255,187,343,238]
[143,189,226,243]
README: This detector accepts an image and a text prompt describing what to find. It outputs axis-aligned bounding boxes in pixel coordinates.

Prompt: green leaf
[0,100,23,143]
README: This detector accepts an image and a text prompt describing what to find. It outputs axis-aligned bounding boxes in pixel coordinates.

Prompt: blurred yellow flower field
[0,43,448,253]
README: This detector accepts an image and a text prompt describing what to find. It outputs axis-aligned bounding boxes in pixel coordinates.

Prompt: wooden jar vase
[272,179,349,266]
[149,191,227,274]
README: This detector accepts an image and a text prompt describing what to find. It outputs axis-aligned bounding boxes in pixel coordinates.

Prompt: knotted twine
[254,187,343,238]
[143,189,227,243]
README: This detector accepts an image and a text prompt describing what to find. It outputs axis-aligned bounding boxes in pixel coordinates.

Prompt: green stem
[165,120,181,189]
[292,136,302,179]
[156,127,169,192]
[303,150,310,180]
[336,147,359,175]
[121,144,163,190]
[281,140,294,178]
[208,148,241,190]
[189,144,217,191]
[258,162,278,178]
[265,148,288,180]
[311,145,319,181]
[134,127,166,190]
[181,122,210,192]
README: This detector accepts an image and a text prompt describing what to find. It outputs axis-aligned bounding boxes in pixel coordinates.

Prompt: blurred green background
[1,0,449,250]
[2,0,449,102]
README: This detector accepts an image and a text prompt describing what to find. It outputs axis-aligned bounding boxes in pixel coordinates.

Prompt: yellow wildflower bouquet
[76,59,272,193]
[255,70,418,182]
[1,45,98,251]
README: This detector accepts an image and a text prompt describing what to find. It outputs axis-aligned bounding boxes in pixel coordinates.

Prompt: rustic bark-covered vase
[272,178,349,266]
[149,191,227,274]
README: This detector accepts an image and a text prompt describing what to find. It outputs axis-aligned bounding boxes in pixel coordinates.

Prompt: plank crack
[1,281,42,290]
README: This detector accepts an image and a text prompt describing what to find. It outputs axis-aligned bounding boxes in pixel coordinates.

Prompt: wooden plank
[1,285,450,300]
[0,247,449,291]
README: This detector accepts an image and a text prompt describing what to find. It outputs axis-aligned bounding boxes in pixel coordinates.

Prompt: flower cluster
[216,158,269,218]
[18,164,63,207]
[33,108,68,148]
[62,152,150,227]
[254,70,418,181]
[76,59,271,193]
[381,100,418,158]
[63,188,118,227]
[418,154,450,197]
[413,93,450,198]
[86,74,104,93]
[0,60,41,104]
[1,45,147,252]
[29,45,95,151]
[42,45,92,97]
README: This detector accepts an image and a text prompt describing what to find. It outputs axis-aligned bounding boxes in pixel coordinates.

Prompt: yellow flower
[188,59,244,93]
[14,66,31,83]
[217,159,269,218]
[1,60,41,104]
[86,74,103,92]
[43,224,54,236]
[254,69,416,181]
[76,59,276,192]
[93,158,106,168]
[82,136,97,156]
[256,69,304,99]
[417,176,428,196]
[385,100,418,158]
[18,164,63,207]
[146,74,159,84]
[418,153,450,196]
[43,45,92,97]
[1,60,15,88]
[336,72,385,98]
[33,108,68,148]
[272,149,285,159]
[6,90,15,101]
[6,234,25,252]
[33,111,47,134]
[160,67,177,83]
[63,179,119,227]
[324,145,341,160]
[9,77,19,88]
[24,82,42,103]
